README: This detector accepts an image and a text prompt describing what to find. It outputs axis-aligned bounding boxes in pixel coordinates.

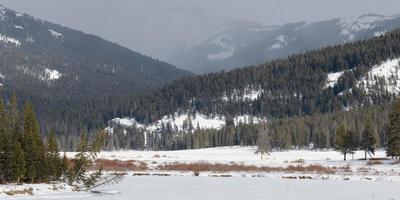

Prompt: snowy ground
[3,146,400,199]
[2,176,400,200]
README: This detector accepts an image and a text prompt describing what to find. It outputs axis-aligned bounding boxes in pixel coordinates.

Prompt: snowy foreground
[2,176,400,200]
[2,146,400,199]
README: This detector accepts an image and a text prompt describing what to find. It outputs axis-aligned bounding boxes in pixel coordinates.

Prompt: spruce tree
[11,141,26,183]
[23,102,46,182]
[387,98,400,158]
[361,116,378,159]
[335,124,357,161]
[46,131,62,180]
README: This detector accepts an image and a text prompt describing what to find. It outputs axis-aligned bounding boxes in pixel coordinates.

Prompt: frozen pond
[5,176,400,200]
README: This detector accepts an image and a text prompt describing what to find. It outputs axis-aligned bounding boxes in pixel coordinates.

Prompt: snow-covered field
[3,146,400,199]
[3,176,400,200]
[65,146,400,179]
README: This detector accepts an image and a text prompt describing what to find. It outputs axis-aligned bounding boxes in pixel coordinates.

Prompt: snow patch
[325,70,345,88]
[147,112,226,133]
[206,34,236,61]
[14,25,24,30]
[270,35,295,50]
[373,31,386,37]
[357,58,400,94]
[0,34,21,47]
[222,86,264,102]
[43,68,62,81]
[338,14,393,41]
[49,29,64,40]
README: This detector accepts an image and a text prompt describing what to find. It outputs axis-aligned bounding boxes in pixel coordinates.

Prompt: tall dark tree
[335,124,357,161]
[387,99,400,158]
[361,116,378,159]
[46,131,62,180]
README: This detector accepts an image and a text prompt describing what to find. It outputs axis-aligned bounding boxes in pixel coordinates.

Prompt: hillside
[0,6,191,132]
[170,13,400,74]
[102,28,400,150]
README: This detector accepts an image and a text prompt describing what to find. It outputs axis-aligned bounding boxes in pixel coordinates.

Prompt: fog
[0,0,399,66]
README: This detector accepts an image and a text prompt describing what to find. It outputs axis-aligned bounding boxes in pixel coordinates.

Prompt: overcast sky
[0,0,399,60]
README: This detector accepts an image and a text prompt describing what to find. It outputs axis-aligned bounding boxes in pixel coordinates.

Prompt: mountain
[102,27,400,150]
[169,13,400,74]
[0,5,191,130]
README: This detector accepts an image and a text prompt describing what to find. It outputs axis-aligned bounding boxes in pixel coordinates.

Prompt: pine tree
[387,98,400,158]
[335,124,357,161]
[23,102,47,183]
[46,131,62,180]
[11,141,26,183]
[361,116,378,159]
[61,152,69,181]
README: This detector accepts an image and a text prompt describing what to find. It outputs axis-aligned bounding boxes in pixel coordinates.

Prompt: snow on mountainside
[324,70,345,88]
[43,68,62,81]
[0,34,21,47]
[106,112,267,138]
[49,29,64,40]
[206,34,236,61]
[338,14,395,41]
[357,58,400,94]
[171,12,400,74]
[222,86,264,102]
[270,35,294,50]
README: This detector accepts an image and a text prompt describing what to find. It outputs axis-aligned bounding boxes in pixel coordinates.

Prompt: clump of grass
[93,159,148,171]
[5,188,33,196]
[290,159,305,164]
[157,162,335,174]
[366,160,383,166]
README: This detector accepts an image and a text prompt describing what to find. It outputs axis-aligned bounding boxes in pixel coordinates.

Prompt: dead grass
[366,160,383,166]
[157,162,335,174]
[290,159,306,164]
[4,188,33,196]
[93,159,148,171]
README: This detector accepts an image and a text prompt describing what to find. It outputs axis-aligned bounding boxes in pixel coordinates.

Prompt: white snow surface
[4,176,400,200]
[0,34,21,47]
[338,14,394,41]
[66,146,389,168]
[0,182,74,199]
[373,30,386,37]
[5,147,400,199]
[43,68,62,81]
[270,35,290,50]
[222,86,264,102]
[325,70,345,88]
[105,113,266,146]
[357,58,400,94]
[14,25,24,30]
[206,34,236,60]
[49,29,64,40]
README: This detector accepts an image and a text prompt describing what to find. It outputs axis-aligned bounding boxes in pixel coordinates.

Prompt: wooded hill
[93,29,400,151]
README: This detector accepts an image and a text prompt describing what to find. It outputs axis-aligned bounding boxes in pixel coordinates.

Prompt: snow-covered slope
[357,58,400,94]
[107,112,266,134]
[325,71,345,88]
[170,13,400,74]
[222,86,264,102]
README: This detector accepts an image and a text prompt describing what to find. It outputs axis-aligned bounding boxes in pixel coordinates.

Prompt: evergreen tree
[335,124,357,161]
[387,99,400,158]
[46,131,62,180]
[361,116,378,159]
[11,141,25,183]
[23,102,47,183]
